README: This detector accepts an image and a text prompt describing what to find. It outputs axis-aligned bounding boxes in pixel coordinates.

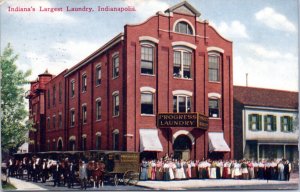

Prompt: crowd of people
[6,156,105,190]
[140,155,293,182]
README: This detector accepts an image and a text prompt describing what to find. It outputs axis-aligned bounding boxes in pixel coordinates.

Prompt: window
[47,141,50,151]
[59,113,62,129]
[70,80,75,97]
[70,109,75,127]
[141,45,154,74]
[59,82,62,103]
[95,66,101,85]
[141,93,154,114]
[53,85,56,106]
[53,116,56,129]
[52,141,56,151]
[113,130,119,150]
[113,93,120,116]
[82,74,87,92]
[209,54,220,82]
[47,117,50,129]
[264,115,276,131]
[82,136,87,150]
[96,135,101,150]
[281,116,293,132]
[96,99,102,120]
[82,105,87,124]
[209,99,219,118]
[173,50,191,78]
[113,56,119,78]
[173,95,191,113]
[47,90,50,108]
[175,21,193,35]
[248,114,262,131]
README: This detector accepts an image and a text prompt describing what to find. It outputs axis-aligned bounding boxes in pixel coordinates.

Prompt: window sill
[208,81,221,84]
[209,117,221,120]
[141,114,155,117]
[112,76,119,80]
[249,129,261,132]
[95,84,101,88]
[96,119,102,122]
[281,130,293,133]
[264,130,276,132]
[173,77,193,81]
[141,73,155,77]
[113,115,120,118]
[82,90,87,94]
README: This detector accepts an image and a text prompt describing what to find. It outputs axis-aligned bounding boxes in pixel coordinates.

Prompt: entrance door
[173,135,192,160]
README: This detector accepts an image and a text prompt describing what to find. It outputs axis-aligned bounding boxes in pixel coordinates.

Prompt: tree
[1,43,32,154]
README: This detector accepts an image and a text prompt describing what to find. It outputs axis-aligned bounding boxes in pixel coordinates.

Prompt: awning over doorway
[140,129,163,152]
[208,132,230,152]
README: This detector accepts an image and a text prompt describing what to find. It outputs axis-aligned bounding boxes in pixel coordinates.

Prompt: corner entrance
[173,135,192,160]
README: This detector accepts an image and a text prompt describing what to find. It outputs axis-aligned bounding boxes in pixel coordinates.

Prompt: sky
[1,0,299,91]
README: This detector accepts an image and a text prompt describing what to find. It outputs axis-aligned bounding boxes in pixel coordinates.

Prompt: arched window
[141,43,155,75]
[175,21,193,35]
[96,132,101,150]
[112,129,119,150]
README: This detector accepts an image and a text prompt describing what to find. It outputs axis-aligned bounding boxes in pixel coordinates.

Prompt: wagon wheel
[123,170,139,185]
[113,174,119,186]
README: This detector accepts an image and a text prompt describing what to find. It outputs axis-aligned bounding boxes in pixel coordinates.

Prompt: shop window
[248,114,262,131]
[209,99,219,118]
[173,95,191,113]
[173,50,191,79]
[141,45,154,75]
[281,116,293,132]
[209,54,220,82]
[141,92,154,114]
[175,21,193,35]
[264,115,276,131]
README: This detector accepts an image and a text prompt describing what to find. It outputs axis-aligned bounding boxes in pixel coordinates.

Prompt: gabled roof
[234,86,298,109]
[165,1,201,17]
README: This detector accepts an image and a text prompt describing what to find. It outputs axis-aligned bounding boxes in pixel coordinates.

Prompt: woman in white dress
[209,161,217,179]
[234,161,242,179]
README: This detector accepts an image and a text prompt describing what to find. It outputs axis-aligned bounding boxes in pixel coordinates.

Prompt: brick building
[26,1,234,160]
[234,86,298,166]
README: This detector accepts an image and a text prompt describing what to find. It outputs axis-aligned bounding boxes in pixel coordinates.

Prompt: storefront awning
[140,129,163,152]
[208,132,230,152]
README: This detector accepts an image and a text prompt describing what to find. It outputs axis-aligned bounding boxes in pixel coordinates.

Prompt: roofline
[233,85,298,94]
[64,33,124,77]
[165,1,201,17]
[244,105,298,111]
[45,69,68,86]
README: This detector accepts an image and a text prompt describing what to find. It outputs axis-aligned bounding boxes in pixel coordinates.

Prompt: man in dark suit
[67,161,76,188]
[284,160,291,181]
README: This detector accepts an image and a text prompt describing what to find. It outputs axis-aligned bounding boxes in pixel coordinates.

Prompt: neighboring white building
[17,142,29,153]
[234,86,298,165]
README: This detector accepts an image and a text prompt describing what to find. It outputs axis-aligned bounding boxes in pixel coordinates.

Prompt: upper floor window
[96,99,102,120]
[113,129,119,150]
[96,134,101,150]
[82,74,87,92]
[173,50,192,79]
[59,82,62,103]
[70,80,75,97]
[173,95,191,113]
[141,92,154,115]
[113,55,119,78]
[47,117,50,129]
[95,65,101,85]
[113,92,120,116]
[209,98,220,118]
[175,21,193,35]
[141,45,154,75]
[70,109,75,127]
[82,105,87,124]
[53,115,56,129]
[281,116,293,132]
[264,115,276,131]
[248,114,262,131]
[82,136,87,151]
[53,85,56,106]
[59,113,62,129]
[209,54,221,82]
[47,90,50,108]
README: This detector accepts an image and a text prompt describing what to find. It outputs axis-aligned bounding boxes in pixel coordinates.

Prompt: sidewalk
[136,173,299,190]
[8,177,46,191]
